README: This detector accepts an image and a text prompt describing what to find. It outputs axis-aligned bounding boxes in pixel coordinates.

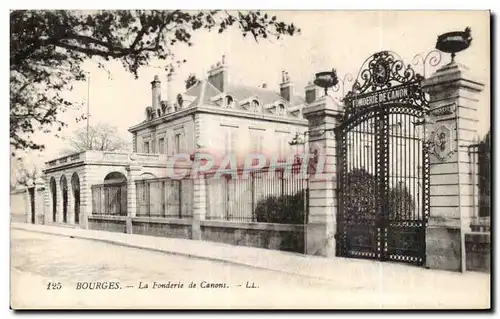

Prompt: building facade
[13,52,489,273]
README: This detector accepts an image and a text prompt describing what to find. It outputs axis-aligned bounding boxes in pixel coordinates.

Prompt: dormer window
[251,99,260,112]
[277,103,286,115]
[225,95,234,108]
[177,93,183,109]
[145,106,154,120]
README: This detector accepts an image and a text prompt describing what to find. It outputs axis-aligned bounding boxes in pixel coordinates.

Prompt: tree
[12,160,40,187]
[62,122,130,153]
[185,73,198,89]
[10,10,300,155]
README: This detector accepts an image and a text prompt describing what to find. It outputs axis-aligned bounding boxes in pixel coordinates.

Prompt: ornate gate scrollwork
[336,51,430,266]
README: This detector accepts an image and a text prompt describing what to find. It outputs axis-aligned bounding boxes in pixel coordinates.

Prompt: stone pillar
[422,61,485,271]
[302,95,343,257]
[191,176,207,240]
[57,177,63,223]
[43,176,51,224]
[80,167,94,229]
[67,178,74,224]
[126,165,142,234]
[34,179,44,224]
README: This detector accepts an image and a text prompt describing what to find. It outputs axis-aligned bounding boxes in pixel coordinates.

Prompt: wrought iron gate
[336,51,430,265]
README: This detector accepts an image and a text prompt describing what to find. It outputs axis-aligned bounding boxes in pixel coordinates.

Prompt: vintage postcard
[9,10,491,310]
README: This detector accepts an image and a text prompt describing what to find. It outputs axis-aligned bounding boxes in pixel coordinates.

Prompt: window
[143,141,150,154]
[159,138,165,154]
[225,95,234,108]
[277,103,285,115]
[151,139,156,153]
[250,132,264,153]
[278,138,285,160]
[174,134,180,154]
[174,132,184,154]
[224,127,237,154]
[251,99,260,112]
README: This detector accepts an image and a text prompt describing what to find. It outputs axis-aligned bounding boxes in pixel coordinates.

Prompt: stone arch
[60,175,68,223]
[103,171,127,184]
[50,177,57,222]
[71,173,81,224]
[140,173,156,180]
[101,171,127,215]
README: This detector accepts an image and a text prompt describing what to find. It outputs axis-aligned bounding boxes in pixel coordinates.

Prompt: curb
[12,226,355,286]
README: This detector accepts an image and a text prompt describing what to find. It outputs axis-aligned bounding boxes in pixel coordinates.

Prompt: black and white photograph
[8,8,491,310]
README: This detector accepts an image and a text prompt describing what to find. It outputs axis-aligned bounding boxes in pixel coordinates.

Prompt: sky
[17,10,491,170]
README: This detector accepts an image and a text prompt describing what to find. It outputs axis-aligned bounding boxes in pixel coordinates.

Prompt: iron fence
[135,177,193,218]
[92,182,128,216]
[468,142,490,219]
[205,164,309,224]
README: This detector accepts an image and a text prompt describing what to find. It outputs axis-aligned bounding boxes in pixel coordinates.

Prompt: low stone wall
[88,215,127,233]
[131,217,192,239]
[11,214,27,223]
[87,215,305,253]
[465,232,490,273]
[200,220,305,253]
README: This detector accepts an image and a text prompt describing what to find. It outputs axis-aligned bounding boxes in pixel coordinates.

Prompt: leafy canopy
[10,10,300,155]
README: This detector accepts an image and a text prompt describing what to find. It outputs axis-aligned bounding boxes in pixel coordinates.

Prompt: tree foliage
[10,10,300,155]
[62,122,130,153]
[185,73,198,89]
[342,168,415,220]
[254,190,308,225]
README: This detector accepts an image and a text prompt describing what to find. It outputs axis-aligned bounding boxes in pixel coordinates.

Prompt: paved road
[10,229,490,309]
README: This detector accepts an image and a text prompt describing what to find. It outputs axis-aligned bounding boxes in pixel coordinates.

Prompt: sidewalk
[11,222,490,295]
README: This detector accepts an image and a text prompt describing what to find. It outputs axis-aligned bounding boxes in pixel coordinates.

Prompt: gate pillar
[126,165,142,234]
[303,95,342,257]
[422,61,485,271]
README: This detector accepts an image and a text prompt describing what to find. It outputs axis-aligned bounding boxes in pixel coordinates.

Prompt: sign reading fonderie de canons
[349,83,418,108]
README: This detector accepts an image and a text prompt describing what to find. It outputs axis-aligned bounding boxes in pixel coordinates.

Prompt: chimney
[167,69,175,112]
[151,75,161,112]
[305,81,320,104]
[279,70,293,102]
[207,55,228,92]
[262,83,267,89]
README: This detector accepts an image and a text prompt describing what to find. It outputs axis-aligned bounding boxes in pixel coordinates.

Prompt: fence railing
[135,177,193,218]
[92,182,128,216]
[205,164,309,224]
[468,141,490,231]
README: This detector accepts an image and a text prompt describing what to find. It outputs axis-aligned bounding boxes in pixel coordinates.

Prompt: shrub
[254,190,308,225]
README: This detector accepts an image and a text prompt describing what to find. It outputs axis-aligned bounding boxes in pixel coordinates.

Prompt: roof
[184,80,306,109]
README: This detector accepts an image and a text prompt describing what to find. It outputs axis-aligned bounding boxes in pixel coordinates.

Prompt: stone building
[37,55,314,233]
[15,51,489,273]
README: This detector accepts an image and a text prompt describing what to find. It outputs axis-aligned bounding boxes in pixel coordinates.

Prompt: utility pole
[86,74,90,149]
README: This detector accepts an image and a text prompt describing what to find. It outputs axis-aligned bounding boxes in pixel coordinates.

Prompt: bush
[254,190,308,225]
